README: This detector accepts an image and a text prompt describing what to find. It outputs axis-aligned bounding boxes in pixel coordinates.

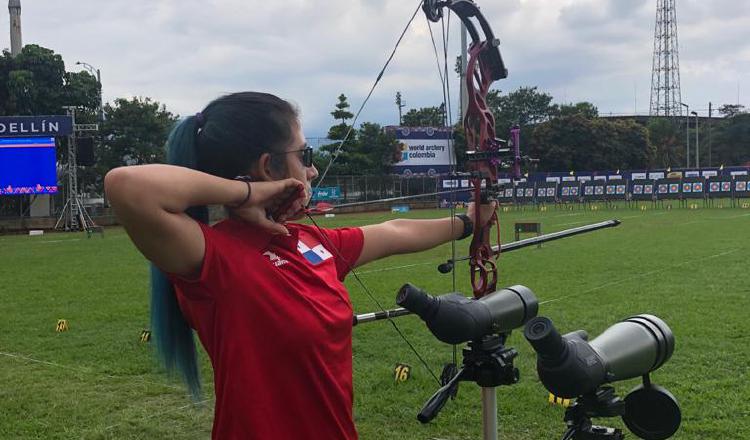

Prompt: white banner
[395,138,454,167]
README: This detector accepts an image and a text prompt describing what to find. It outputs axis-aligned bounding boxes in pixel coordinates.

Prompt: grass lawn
[1,203,749,439]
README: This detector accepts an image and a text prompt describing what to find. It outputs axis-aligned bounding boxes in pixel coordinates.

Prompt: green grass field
[1,204,749,439]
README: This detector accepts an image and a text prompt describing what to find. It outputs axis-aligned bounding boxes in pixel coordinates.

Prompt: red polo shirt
[169,217,363,440]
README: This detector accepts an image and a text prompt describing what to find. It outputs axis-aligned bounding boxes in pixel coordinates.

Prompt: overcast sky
[4,0,748,138]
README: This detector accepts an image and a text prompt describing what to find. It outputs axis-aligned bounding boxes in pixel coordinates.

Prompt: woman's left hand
[466,200,498,229]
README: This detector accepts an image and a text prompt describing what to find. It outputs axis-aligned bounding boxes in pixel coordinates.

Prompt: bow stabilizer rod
[437,219,622,273]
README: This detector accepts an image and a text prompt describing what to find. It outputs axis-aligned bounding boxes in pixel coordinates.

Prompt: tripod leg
[482,387,497,440]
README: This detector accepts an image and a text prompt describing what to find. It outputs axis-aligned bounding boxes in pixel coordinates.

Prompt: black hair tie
[195,112,206,128]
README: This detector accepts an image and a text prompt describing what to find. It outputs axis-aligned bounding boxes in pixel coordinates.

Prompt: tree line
[1,44,748,190]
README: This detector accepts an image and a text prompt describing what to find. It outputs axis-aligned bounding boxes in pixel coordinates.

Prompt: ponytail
[148,92,299,399]
[150,115,205,399]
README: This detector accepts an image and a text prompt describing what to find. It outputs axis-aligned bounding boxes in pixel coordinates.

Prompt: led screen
[0,136,58,195]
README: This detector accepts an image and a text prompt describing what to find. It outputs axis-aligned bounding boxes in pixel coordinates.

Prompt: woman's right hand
[228,178,306,235]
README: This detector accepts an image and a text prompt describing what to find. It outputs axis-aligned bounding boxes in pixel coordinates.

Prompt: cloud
[5,0,748,136]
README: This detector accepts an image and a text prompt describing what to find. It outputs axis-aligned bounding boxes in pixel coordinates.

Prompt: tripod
[560,387,625,440]
[417,333,519,440]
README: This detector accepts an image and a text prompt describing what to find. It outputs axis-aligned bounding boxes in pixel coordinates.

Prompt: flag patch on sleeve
[297,237,333,265]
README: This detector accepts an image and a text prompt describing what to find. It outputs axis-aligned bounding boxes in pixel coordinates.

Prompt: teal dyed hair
[150,92,298,399]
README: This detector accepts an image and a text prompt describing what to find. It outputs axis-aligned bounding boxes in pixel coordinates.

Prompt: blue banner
[312,186,341,201]
[0,115,73,137]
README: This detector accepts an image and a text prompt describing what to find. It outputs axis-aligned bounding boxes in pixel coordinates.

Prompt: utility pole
[395,91,405,125]
[708,102,713,167]
[693,112,699,169]
[680,102,689,168]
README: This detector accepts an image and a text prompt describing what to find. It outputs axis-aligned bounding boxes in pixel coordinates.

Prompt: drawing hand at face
[227,178,306,235]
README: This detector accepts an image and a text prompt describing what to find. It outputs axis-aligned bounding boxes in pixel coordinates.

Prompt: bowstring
[305,0,443,385]
[312,0,424,197]
[425,6,460,370]
[305,213,440,384]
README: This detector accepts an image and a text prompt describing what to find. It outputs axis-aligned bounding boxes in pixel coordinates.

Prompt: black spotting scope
[396,284,538,344]
[524,315,681,440]
[524,314,674,398]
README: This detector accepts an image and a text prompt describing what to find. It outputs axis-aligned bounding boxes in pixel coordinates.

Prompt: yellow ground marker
[56,319,69,332]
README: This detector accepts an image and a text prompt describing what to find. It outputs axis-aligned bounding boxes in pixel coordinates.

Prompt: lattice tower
[649,0,683,116]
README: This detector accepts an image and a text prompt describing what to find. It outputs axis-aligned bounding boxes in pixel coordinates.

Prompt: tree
[553,102,599,119]
[718,104,746,118]
[356,122,399,174]
[647,118,683,167]
[712,113,750,166]
[331,93,353,125]
[402,104,446,127]
[486,86,556,136]
[0,45,100,119]
[528,115,654,171]
[98,97,178,170]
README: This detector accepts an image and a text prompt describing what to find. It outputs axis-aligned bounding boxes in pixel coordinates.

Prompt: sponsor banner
[311,186,341,201]
[631,172,647,180]
[546,177,561,183]
[0,116,73,137]
[562,176,576,181]
[389,126,455,175]
[649,172,665,179]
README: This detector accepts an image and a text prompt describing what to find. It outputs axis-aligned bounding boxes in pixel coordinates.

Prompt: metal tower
[649,0,683,116]
[8,0,22,56]
[55,107,99,232]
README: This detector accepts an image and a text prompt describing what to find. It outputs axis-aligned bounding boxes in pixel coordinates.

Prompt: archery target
[693,182,703,192]
[633,185,643,194]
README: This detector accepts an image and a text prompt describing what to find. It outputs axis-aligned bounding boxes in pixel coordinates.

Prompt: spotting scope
[525,315,681,440]
[524,314,675,398]
[396,283,538,344]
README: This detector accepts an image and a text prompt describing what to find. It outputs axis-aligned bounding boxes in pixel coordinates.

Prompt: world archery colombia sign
[0,116,73,137]
[386,126,455,176]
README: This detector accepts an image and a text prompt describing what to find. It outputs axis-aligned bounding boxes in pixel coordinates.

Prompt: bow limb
[424,0,508,298]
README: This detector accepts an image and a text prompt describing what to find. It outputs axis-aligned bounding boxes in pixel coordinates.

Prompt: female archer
[105,91,496,439]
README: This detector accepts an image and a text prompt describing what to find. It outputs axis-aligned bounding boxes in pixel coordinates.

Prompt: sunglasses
[273,146,314,168]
